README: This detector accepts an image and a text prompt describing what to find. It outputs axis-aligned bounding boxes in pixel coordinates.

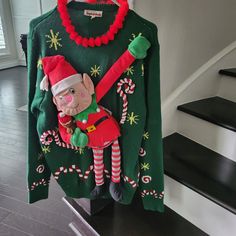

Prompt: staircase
[63,196,207,236]
[62,68,236,235]
[163,68,236,235]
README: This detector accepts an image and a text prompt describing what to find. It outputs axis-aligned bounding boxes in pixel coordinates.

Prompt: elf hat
[40,55,82,96]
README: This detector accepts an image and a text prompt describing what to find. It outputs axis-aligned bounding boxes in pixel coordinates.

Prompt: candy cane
[40,129,80,151]
[54,165,94,180]
[30,178,49,191]
[141,190,164,199]
[117,78,135,124]
[123,175,138,188]
[104,169,111,179]
[84,165,94,180]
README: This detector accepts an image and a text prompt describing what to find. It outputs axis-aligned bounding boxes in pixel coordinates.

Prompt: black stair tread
[177,96,236,132]
[219,68,236,78]
[163,132,236,214]
[63,196,207,236]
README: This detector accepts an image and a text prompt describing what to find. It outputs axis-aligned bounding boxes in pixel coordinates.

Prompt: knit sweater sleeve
[27,19,51,204]
[138,25,165,212]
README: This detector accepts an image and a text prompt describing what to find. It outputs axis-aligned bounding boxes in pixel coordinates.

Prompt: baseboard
[18,59,27,67]
[0,59,21,70]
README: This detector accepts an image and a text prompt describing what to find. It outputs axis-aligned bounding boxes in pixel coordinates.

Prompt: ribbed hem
[28,186,49,204]
[142,197,165,213]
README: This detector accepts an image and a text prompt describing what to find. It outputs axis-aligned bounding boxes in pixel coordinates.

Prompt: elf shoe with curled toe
[71,128,88,148]
[109,182,123,202]
[128,35,151,59]
[90,184,106,198]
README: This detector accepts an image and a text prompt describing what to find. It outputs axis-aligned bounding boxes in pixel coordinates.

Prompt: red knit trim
[57,0,129,48]
[96,50,135,103]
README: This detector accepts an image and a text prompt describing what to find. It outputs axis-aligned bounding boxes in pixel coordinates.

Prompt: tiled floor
[0,67,74,236]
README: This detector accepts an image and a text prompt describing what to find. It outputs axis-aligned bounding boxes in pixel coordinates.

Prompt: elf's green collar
[73,94,98,122]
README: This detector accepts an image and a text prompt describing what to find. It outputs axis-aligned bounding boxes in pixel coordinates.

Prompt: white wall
[10,0,134,65]
[10,0,41,65]
[0,0,18,69]
[135,0,236,101]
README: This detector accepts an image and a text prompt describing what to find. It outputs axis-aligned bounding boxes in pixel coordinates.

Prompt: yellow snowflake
[143,131,149,140]
[141,63,144,76]
[124,66,134,76]
[45,29,62,51]
[141,162,150,171]
[127,112,139,125]
[42,146,50,154]
[129,32,143,42]
[90,65,101,77]
[75,148,84,155]
[37,58,43,69]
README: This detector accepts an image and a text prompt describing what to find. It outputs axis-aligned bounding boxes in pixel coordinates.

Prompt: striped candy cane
[40,129,80,151]
[30,179,49,191]
[54,165,94,180]
[117,78,135,124]
[140,190,164,199]
[123,175,138,188]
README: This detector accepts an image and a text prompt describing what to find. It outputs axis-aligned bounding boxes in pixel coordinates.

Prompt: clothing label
[84,10,103,20]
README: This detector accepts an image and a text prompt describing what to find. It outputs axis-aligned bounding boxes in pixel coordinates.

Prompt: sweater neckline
[57,0,129,48]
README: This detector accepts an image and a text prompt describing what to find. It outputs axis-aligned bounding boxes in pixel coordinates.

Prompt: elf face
[53,73,95,116]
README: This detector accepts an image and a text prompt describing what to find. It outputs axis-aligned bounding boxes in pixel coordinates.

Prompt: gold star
[90,65,101,77]
[141,162,150,171]
[143,131,149,140]
[129,32,143,42]
[141,64,144,76]
[75,148,84,155]
[124,66,134,76]
[127,112,139,125]
[42,146,50,154]
[37,58,43,69]
[45,29,62,51]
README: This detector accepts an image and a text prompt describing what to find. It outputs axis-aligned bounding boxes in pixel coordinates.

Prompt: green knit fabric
[27,1,164,212]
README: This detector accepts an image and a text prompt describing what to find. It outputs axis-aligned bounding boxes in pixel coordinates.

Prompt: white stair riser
[177,111,236,162]
[164,175,236,236]
[217,75,236,103]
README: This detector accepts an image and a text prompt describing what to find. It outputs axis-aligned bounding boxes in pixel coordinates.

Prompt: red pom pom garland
[57,0,129,47]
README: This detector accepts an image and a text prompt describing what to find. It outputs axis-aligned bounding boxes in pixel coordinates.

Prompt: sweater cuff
[141,196,165,212]
[28,185,49,204]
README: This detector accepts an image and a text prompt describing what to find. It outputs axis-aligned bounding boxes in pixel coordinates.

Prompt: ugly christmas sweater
[27,0,164,212]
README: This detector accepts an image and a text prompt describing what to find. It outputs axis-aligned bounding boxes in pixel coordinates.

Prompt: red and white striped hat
[40,55,82,96]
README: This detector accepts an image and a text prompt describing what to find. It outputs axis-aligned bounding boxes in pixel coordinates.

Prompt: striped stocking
[111,139,121,183]
[92,148,105,186]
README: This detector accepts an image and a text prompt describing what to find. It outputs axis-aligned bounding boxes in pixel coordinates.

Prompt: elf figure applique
[39,35,151,202]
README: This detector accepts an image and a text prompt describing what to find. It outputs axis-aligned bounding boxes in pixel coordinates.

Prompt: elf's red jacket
[58,107,120,148]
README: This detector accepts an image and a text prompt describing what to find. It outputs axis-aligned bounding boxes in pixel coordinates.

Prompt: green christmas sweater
[27,1,164,212]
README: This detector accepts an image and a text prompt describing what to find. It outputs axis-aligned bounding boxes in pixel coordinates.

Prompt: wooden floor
[0,67,74,236]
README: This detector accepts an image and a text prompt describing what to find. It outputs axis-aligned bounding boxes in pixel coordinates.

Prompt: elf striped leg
[92,148,105,186]
[111,139,121,183]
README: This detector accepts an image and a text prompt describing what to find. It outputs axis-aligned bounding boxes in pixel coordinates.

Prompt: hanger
[66,0,120,7]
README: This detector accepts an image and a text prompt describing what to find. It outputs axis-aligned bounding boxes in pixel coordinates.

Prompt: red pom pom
[82,38,89,47]
[86,0,96,3]
[101,35,109,45]
[57,0,129,47]
[70,32,78,40]
[95,37,102,47]
[88,37,95,47]
[109,25,118,34]
[106,31,114,41]
[75,36,83,45]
